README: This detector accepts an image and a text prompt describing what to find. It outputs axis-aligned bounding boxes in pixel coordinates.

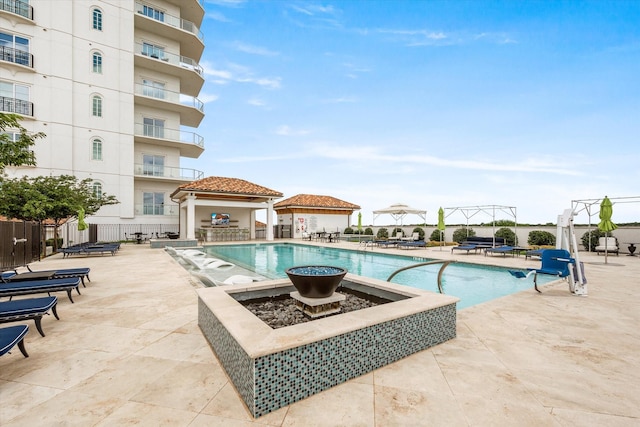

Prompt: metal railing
[135,2,204,41]
[0,46,33,67]
[386,260,455,294]
[135,42,203,75]
[0,96,33,116]
[134,83,203,112]
[134,204,179,217]
[133,163,203,180]
[0,0,33,20]
[134,122,204,148]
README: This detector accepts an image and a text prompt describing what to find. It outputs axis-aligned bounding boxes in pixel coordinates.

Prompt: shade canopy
[373,203,426,226]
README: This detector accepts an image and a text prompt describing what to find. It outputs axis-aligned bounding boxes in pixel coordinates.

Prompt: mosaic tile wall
[199,297,457,418]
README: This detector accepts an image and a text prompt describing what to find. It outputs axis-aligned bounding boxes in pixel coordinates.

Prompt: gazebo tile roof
[274,194,360,210]
[174,176,282,197]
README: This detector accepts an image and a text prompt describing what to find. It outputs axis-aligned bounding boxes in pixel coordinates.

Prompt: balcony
[133,163,204,182]
[134,43,204,96]
[0,96,33,117]
[164,0,204,25]
[135,204,179,217]
[0,46,34,69]
[134,83,204,127]
[0,0,33,21]
[134,2,204,60]
[134,122,204,158]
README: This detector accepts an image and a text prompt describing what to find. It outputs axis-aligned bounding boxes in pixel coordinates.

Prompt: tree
[495,227,517,246]
[0,113,45,172]
[0,175,119,251]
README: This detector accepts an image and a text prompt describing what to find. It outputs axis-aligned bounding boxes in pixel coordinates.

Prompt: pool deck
[1,240,639,426]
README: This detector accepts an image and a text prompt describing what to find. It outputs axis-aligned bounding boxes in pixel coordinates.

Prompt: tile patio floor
[1,241,639,426]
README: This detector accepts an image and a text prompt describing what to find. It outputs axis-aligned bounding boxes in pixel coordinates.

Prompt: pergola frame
[444,205,517,245]
[571,195,640,251]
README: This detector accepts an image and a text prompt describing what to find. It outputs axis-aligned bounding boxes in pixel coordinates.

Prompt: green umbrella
[357,212,362,230]
[598,196,617,264]
[77,207,88,231]
[437,207,445,250]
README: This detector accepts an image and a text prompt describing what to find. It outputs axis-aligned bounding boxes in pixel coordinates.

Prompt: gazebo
[373,203,427,226]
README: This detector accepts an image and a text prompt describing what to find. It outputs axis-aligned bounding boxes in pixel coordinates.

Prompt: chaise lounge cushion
[0,296,59,337]
[0,324,29,357]
[595,237,618,255]
[0,277,81,303]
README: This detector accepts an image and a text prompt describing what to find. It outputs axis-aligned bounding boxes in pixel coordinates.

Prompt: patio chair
[451,243,481,254]
[397,240,426,249]
[0,324,29,357]
[3,266,91,287]
[0,277,82,303]
[0,296,59,337]
[595,237,619,256]
[529,249,574,293]
[485,246,516,257]
[400,232,419,242]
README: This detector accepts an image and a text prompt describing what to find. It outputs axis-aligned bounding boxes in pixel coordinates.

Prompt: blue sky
[184,0,640,225]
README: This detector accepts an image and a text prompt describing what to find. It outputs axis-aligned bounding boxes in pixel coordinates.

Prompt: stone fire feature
[197,274,459,418]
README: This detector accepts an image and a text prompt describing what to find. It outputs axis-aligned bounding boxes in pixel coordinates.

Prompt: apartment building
[0,0,206,226]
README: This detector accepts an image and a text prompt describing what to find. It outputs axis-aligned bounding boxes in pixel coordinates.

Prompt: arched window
[92,182,103,199]
[92,52,102,73]
[92,95,102,117]
[92,8,103,31]
[92,138,102,160]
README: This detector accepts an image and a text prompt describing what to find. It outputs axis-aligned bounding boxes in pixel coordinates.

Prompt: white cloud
[206,11,230,22]
[198,93,219,103]
[231,41,279,56]
[323,96,358,103]
[200,60,281,89]
[248,98,266,107]
[275,125,311,136]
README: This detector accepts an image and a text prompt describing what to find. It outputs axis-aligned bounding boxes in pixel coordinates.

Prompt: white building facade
[1,0,205,226]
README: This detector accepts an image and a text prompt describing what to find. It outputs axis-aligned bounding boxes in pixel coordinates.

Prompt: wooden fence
[0,220,41,270]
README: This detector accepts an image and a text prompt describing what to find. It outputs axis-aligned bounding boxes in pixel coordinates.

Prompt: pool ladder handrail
[386,260,454,294]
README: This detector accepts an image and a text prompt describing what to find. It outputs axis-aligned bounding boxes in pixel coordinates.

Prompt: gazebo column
[185,194,196,240]
[266,199,274,241]
[250,209,256,240]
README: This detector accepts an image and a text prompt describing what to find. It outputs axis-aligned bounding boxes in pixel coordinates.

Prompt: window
[92,95,102,117]
[142,117,164,138]
[142,42,165,60]
[0,80,30,115]
[143,192,164,215]
[142,79,165,99]
[0,32,30,66]
[142,154,164,176]
[92,182,103,199]
[142,5,164,22]
[92,52,102,73]
[92,138,102,160]
[92,8,103,30]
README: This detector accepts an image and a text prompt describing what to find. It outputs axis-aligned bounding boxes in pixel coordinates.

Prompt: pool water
[204,243,554,309]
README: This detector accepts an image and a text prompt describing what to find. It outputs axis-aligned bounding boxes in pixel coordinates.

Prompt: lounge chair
[397,240,426,250]
[485,246,517,257]
[0,324,29,357]
[0,296,58,337]
[0,277,82,303]
[3,267,91,287]
[525,249,544,260]
[451,244,481,254]
[595,237,619,256]
[400,232,419,242]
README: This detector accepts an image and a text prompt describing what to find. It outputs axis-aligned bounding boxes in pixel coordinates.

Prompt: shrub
[452,227,475,243]
[45,238,63,247]
[528,230,556,246]
[364,227,373,235]
[429,229,444,242]
[377,227,389,239]
[581,229,607,251]
[343,227,354,234]
[412,227,425,240]
[495,227,516,246]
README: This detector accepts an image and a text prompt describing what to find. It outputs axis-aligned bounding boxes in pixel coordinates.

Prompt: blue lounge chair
[525,249,544,260]
[0,278,81,303]
[3,267,92,287]
[397,240,427,250]
[0,296,58,337]
[451,244,481,254]
[485,246,524,257]
[0,325,29,357]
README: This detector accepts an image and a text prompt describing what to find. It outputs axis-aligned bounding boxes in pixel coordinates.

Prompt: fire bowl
[285,266,347,298]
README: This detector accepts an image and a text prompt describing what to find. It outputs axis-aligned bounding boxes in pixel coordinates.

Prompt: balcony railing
[133,163,204,181]
[0,96,33,116]
[0,0,33,20]
[0,46,33,68]
[134,42,203,75]
[134,83,204,112]
[135,204,179,216]
[135,2,204,41]
[134,123,204,148]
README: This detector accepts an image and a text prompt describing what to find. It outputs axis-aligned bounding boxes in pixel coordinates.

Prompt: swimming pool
[203,243,554,309]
